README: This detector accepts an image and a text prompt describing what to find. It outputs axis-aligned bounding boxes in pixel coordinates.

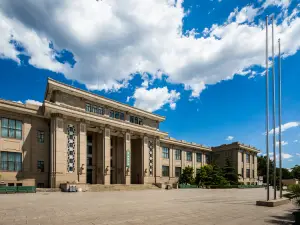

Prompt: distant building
[212,142,260,185]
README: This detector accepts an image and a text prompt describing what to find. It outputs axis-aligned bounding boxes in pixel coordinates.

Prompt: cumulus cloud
[268,122,300,134]
[0,0,299,99]
[226,136,234,141]
[276,140,288,146]
[132,87,180,112]
[270,152,293,160]
[25,99,42,106]
[262,0,291,9]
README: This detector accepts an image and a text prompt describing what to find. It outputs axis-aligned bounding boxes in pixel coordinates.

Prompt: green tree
[195,165,228,186]
[223,158,239,185]
[292,165,300,180]
[179,166,194,184]
[257,155,274,183]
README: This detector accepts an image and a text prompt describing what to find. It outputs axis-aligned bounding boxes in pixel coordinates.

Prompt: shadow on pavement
[265,210,295,225]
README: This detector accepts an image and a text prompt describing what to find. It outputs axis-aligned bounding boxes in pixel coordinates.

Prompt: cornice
[44,101,168,137]
[161,137,211,151]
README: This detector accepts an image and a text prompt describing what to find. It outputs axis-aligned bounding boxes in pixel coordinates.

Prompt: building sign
[126,150,130,167]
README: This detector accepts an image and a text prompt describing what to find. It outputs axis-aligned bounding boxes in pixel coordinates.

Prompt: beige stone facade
[0,78,259,187]
[212,142,260,185]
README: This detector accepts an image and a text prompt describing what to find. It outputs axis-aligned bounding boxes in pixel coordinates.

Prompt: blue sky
[0,0,299,168]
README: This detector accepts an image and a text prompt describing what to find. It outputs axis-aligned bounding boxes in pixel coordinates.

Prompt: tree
[257,155,274,183]
[292,165,300,180]
[179,166,194,184]
[195,165,228,186]
[223,158,239,185]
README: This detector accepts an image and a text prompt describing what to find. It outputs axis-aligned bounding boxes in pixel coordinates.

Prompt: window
[115,111,120,119]
[130,116,143,125]
[87,158,92,166]
[246,153,250,163]
[186,152,192,161]
[37,131,44,143]
[130,116,134,123]
[0,152,22,171]
[120,113,125,120]
[162,166,169,177]
[175,167,181,177]
[109,110,114,118]
[246,169,250,178]
[196,153,202,162]
[86,104,91,112]
[205,154,210,164]
[37,160,44,172]
[175,149,181,160]
[87,145,92,155]
[92,105,97,113]
[16,183,22,186]
[1,118,22,139]
[162,147,169,159]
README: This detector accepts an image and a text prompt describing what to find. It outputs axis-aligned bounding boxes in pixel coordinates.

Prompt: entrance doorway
[131,138,143,184]
[87,134,93,184]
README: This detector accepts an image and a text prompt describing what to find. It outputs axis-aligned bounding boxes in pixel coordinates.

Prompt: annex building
[0,78,259,188]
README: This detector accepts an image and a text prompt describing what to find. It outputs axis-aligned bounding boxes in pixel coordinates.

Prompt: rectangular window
[162,166,169,177]
[37,130,45,143]
[86,104,91,112]
[205,154,210,164]
[97,107,104,115]
[246,153,250,163]
[138,118,143,125]
[115,111,120,119]
[109,110,114,118]
[246,169,250,178]
[87,145,92,155]
[37,160,44,172]
[196,153,202,162]
[1,118,22,139]
[175,167,181,177]
[186,152,192,161]
[120,113,125,120]
[134,117,138,124]
[175,149,181,160]
[162,147,169,159]
[130,116,134,123]
[92,105,98,113]
[0,151,22,172]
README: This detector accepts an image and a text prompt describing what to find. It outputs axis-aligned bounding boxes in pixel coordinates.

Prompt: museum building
[0,78,259,188]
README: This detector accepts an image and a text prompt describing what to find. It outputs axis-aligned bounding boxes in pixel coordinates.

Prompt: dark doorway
[131,138,143,184]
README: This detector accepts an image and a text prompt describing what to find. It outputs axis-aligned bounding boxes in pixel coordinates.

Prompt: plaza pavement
[0,188,296,225]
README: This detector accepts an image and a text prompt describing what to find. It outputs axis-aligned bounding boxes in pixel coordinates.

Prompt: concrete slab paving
[0,188,296,225]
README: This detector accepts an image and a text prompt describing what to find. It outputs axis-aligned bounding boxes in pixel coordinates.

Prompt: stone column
[103,127,111,185]
[50,117,56,188]
[143,136,149,184]
[124,132,131,185]
[192,150,196,177]
[155,138,161,183]
[77,121,87,183]
[254,154,258,179]
[181,150,186,169]
[243,152,246,179]
[169,145,174,178]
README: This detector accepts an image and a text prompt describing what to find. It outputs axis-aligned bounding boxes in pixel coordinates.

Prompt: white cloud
[126,96,131,102]
[296,153,300,156]
[262,0,291,9]
[276,140,288,146]
[25,99,43,106]
[0,0,299,98]
[228,5,259,24]
[132,87,180,112]
[226,136,234,141]
[269,122,300,134]
[270,152,293,160]
[294,140,299,143]
[12,100,23,104]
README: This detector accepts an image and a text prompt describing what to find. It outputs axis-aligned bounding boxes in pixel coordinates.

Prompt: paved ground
[0,188,296,225]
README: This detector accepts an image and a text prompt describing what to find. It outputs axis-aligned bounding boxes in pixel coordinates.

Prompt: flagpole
[278,38,282,198]
[266,15,270,201]
[271,16,277,200]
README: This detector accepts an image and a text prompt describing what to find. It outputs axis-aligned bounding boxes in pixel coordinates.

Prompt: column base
[104,175,110,185]
[125,175,131,185]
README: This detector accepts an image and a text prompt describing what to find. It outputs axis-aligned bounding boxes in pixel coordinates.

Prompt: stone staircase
[86,184,160,192]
